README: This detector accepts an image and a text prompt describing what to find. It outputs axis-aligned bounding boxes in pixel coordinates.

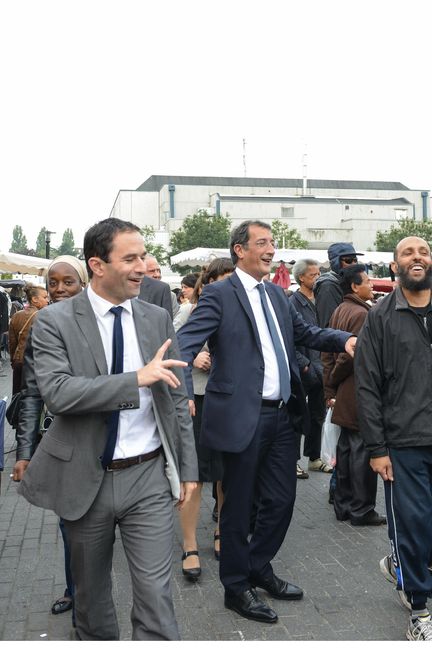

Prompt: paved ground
[0,358,410,641]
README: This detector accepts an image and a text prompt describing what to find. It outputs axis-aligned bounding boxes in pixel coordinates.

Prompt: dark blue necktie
[101,306,124,469]
[256,283,291,403]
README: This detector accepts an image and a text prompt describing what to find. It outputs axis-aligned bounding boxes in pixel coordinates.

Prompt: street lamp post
[45,230,56,259]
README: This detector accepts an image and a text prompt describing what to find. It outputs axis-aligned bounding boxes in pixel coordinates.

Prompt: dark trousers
[385,447,432,607]
[303,385,326,460]
[334,427,377,522]
[220,405,297,595]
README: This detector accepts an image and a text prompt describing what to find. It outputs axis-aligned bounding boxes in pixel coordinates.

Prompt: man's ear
[88,256,104,277]
[233,243,244,260]
[390,260,398,276]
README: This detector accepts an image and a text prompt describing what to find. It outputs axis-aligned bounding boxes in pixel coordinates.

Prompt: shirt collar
[87,283,133,317]
[235,267,264,292]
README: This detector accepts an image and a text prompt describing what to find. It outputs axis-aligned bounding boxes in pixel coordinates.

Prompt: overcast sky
[2,0,431,251]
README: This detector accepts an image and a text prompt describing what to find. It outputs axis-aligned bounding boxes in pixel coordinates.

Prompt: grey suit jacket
[18,289,198,521]
[139,276,173,319]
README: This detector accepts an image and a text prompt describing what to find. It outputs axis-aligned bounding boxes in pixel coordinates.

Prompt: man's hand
[12,460,29,482]
[136,339,187,388]
[344,336,357,357]
[193,351,211,372]
[370,456,394,481]
[176,481,198,510]
[188,400,196,417]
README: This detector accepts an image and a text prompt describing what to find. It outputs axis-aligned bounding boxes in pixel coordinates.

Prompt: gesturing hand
[136,339,187,389]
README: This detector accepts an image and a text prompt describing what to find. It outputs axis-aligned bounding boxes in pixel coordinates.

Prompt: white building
[110,175,430,250]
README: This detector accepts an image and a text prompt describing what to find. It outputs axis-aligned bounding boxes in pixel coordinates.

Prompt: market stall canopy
[0,252,51,275]
[170,247,395,268]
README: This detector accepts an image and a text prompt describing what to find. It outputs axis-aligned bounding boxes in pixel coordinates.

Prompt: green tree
[141,226,169,265]
[169,209,231,272]
[9,225,29,254]
[375,217,432,251]
[58,228,77,256]
[35,227,48,257]
[271,219,308,249]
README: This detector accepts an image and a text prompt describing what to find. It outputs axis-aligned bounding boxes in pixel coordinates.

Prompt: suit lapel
[132,299,152,364]
[74,290,108,375]
[230,273,263,355]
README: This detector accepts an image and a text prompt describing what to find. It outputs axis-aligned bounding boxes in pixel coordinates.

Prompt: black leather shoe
[250,574,303,600]
[182,550,201,582]
[351,511,387,526]
[224,588,278,623]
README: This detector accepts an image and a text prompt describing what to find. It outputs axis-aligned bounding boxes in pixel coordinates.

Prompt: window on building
[281,206,294,218]
[394,208,408,220]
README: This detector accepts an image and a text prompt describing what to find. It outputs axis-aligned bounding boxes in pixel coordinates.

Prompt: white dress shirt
[87,284,161,459]
[235,268,290,400]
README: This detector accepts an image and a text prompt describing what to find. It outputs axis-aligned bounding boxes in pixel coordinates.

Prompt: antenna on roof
[243,137,247,177]
[302,144,308,195]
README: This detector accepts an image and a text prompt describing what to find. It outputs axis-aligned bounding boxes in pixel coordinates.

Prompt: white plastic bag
[321,408,341,467]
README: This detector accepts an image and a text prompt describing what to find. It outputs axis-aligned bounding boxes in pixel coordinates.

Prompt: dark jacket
[289,290,323,393]
[16,329,44,460]
[313,272,343,328]
[177,271,351,453]
[138,276,173,319]
[355,287,432,457]
[322,294,371,431]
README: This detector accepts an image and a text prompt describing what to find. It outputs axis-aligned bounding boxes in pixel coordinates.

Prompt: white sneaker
[407,615,432,641]
[379,555,411,610]
[308,458,333,473]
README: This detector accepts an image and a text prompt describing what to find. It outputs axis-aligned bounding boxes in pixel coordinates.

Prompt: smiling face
[88,230,147,304]
[392,236,432,292]
[48,263,84,302]
[352,272,374,302]
[234,224,275,281]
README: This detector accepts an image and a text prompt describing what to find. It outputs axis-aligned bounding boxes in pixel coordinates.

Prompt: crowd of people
[2,217,432,641]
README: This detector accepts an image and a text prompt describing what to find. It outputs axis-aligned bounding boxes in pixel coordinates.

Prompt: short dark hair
[181,273,200,289]
[84,217,141,278]
[230,220,271,264]
[339,264,367,295]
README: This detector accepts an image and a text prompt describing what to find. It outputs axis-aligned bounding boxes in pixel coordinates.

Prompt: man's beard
[398,264,432,291]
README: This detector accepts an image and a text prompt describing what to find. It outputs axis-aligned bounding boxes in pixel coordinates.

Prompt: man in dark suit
[139,271,173,318]
[19,218,198,640]
[177,220,355,623]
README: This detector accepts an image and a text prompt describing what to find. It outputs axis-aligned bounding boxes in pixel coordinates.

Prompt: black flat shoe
[351,510,387,526]
[214,532,221,561]
[250,573,303,600]
[182,550,201,582]
[224,588,278,623]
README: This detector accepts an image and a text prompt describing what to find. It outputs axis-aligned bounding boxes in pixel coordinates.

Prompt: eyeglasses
[340,256,357,264]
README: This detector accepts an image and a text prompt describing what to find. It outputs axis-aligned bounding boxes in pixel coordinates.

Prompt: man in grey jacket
[18,217,198,641]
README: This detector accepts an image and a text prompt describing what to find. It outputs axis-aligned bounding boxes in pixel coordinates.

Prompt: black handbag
[6,391,22,429]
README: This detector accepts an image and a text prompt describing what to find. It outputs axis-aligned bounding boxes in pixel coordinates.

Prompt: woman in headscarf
[12,255,88,620]
[8,284,49,393]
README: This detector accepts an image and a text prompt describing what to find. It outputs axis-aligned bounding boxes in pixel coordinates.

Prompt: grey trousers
[64,454,179,641]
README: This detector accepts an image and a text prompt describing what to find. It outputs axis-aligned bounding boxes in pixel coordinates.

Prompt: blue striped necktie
[101,306,124,469]
[256,283,291,403]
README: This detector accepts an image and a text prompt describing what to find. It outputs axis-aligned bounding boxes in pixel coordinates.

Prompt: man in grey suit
[18,217,198,641]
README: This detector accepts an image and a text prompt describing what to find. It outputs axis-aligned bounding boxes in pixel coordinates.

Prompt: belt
[261,399,285,409]
[105,446,162,471]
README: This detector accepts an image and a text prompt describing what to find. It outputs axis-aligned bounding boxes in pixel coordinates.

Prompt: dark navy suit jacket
[177,272,351,453]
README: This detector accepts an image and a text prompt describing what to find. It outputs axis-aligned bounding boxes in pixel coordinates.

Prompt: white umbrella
[170,248,231,267]
[170,247,395,269]
[0,251,51,275]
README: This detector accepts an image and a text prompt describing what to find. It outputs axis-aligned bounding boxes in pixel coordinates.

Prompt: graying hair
[292,258,320,284]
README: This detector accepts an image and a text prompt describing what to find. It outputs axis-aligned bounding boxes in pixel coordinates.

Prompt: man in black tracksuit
[355,236,432,641]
